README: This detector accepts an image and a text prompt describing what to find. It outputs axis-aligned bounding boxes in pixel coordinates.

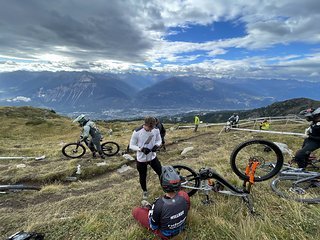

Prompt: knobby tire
[230,139,284,182]
[62,143,86,158]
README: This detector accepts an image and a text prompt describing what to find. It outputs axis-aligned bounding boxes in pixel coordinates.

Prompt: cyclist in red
[132,165,190,239]
[295,107,320,168]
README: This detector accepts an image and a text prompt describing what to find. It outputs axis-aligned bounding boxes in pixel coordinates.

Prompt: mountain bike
[270,166,320,203]
[224,120,239,132]
[0,184,41,193]
[173,164,256,213]
[62,139,120,159]
[230,139,284,182]
[229,139,320,203]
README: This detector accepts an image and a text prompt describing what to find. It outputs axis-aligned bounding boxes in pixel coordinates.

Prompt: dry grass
[0,106,319,239]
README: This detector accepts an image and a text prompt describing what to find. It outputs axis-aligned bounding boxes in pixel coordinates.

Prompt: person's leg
[295,139,320,168]
[136,161,148,191]
[132,207,150,229]
[132,207,169,240]
[150,157,163,178]
[87,140,97,157]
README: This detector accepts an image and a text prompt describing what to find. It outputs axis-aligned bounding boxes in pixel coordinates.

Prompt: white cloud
[6,96,32,102]
[0,0,319,81]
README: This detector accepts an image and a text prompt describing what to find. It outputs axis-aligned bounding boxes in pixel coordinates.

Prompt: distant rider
[73,114,105,159]
[294,107,320,168]
[132,165,190,239]
[228,113,239,127]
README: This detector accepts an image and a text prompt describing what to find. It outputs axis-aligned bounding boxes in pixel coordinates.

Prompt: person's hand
[141,200,152,209]
[151,145,160,152]
[141,147,151,155]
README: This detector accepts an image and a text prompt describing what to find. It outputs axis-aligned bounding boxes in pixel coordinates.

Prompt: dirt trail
[0,131,223,209]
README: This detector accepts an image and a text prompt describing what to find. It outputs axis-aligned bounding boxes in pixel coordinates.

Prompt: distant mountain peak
[79,74,94,83]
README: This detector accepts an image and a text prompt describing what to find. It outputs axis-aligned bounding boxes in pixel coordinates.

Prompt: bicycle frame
[176,166,255,213]
[271,165,320,203]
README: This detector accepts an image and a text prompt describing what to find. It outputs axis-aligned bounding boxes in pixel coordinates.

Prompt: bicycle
[172,164,259,213]
[0,184,41,193]
[270,165,320,203]
[62,139,120,159]
[224,120,239,132]
[229,139,320,203]
[230,139,284,182]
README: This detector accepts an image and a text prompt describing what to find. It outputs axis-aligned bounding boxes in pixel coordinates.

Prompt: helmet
[73,114,88,126]
[299,107,320,121]
[160,166,181,193]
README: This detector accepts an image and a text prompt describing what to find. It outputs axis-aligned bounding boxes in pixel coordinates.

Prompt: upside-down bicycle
[173,139,285,213]
[229,138,320,203]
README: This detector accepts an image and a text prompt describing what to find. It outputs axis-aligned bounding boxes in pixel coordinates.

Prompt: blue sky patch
[165,20,246,43]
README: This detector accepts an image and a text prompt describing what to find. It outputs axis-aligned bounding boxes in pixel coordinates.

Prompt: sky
[0,0,320,81]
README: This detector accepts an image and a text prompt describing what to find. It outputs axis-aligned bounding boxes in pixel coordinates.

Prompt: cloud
[5,96,32,102]
[0,0,319,81]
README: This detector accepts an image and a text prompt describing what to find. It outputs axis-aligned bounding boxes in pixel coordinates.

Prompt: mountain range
[0,71,319,119]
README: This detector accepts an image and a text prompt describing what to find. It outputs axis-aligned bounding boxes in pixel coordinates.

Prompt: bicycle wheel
[101,141,120,156]
[271,176,320,203]
[173,165,200,197]
[225,122,231,132]
[230,139,284,182]
[62,143,86,158]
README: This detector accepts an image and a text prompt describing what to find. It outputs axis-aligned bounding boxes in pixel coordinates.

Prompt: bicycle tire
[101,141,120,156]
[230,139,284,182]
[0,184,41,192]
[62,143,86,158]
[173,165,200,197]
[271,176,320,204]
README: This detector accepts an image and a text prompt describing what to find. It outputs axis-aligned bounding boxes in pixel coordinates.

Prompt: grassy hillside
[0,106,320,239]
[174,98,320,123]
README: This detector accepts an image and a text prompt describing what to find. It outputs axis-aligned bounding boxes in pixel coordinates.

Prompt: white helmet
[73,114,88,126]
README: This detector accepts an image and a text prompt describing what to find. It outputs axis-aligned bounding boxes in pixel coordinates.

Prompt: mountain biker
[132,165,190,239]
[294,107,320,168]
[73,114,105,159]
[155,118,166,150]
[228,113,239,127]
[129,116,163,199]
[194,114,200,132]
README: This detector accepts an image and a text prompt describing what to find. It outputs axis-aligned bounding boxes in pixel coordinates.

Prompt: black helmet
[160,166,181,193]
[299,107,320,121]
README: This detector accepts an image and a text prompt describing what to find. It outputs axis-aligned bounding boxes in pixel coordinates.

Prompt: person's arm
[151,129,162,152]
[148,200,162,230]
[129,131,141,151]
[81,125,90,139]
[308,123,320,141]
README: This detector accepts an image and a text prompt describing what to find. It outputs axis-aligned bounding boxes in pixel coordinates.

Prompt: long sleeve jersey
[129,126,162,162]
